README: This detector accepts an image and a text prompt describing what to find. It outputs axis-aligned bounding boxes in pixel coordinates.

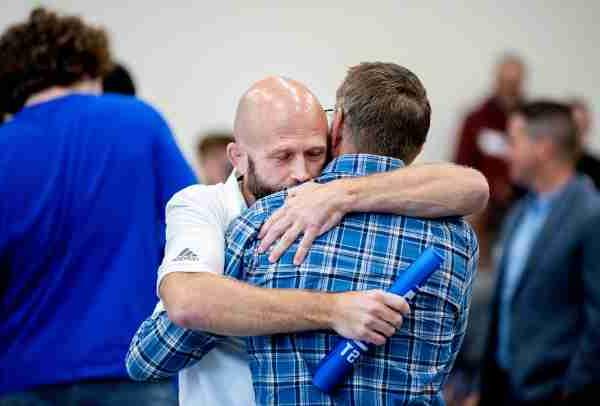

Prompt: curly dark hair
[0,8,112,113]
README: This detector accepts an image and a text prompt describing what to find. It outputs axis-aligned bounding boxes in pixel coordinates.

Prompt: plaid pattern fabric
[224,154,479,405]
[125,308,219,381]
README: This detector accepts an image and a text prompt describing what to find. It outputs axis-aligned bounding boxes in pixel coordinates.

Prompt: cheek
[261,161,288,182]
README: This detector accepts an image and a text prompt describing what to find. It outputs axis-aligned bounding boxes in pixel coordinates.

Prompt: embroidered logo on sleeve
[173,248,200,262]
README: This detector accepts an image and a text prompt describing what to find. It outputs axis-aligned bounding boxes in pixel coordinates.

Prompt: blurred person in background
[445,55,527,405]
[196,132,234,184]
[455,54,526,267]
[571,98,600,188]
[0,8,196,405]
[102,63,137,96]
[479,101,600,405]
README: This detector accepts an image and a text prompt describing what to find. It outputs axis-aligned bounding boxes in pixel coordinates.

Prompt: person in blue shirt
[0,8,196,404]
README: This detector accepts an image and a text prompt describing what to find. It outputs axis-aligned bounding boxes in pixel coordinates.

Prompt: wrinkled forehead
[244,100,327,152]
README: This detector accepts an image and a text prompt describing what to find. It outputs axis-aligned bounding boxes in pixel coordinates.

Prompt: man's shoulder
[223,190,287,252]
[237,190,287,228]
[87,93,155,112]
[82,94,167,128]
[555,176,600,221]
[336,212,477,261]
[420,216,478,258]
[572,179,600,224]
[0,117,35,144]
[166,183,228,220]
[169,183,223,203]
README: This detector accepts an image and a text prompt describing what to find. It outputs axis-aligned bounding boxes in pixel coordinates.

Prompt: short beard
[246,156,280,200]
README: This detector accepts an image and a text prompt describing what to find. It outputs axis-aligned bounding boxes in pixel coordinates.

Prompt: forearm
[335,163,489,218]
[161,272,333,336]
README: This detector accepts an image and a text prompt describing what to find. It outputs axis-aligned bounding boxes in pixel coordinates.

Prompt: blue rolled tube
[312,247,444,393]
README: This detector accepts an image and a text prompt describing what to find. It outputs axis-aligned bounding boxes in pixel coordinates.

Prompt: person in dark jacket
[479,101,600,405]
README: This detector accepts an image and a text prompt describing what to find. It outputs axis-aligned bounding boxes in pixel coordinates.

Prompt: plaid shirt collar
[319,153,405,179]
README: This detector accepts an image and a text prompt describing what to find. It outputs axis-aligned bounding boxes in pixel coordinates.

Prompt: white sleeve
[156,184,227,297]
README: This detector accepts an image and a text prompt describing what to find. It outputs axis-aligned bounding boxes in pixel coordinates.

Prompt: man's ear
[330,108,345,154]
[226,142,248,176]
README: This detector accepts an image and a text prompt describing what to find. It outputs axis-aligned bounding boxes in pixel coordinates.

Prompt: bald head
[228,76,328,202]
[233,76,327,148]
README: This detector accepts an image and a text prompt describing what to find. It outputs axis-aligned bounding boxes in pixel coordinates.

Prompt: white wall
[3,0,599,171]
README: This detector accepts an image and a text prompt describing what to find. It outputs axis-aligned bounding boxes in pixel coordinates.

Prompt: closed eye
[274,152,293,162]
[306,148,325,160]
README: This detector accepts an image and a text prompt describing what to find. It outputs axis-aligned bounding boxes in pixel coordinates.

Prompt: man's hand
[329,290,410,346]
[258,181,352,265]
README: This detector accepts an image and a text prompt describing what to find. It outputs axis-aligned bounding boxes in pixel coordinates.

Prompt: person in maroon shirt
[455,54,526,267]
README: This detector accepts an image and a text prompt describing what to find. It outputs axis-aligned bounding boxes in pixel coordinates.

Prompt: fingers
[293,226,320,266]
[330,290,409,347]
[366,317,397,339]
[258,206,286,240]
[258,209,290,253]
[319,212,344,235]
[381,292,410,316]
[268,222,303,263]
[361,330,387,346]
[374,302,405,330]
[258,183,311,240]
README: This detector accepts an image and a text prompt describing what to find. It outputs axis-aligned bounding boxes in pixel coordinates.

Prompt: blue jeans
[0,380,177,406]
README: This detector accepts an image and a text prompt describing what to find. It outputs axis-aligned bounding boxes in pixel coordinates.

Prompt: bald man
[126,76,488,405]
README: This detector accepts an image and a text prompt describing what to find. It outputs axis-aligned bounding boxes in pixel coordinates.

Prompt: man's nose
[290,157,310,184]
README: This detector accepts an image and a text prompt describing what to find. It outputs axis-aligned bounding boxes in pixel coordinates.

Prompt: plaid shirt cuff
[126,310,219,381]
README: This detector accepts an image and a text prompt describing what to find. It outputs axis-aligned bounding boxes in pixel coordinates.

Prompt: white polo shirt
[153,172,255,406]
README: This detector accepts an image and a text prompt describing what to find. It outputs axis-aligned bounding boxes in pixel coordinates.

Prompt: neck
[531,162,574,195]
[335,137,358,157]
[25,80,100,107]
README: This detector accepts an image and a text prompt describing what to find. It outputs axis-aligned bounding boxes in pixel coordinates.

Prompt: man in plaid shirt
[128,63,479,404]
[225,153,477,405]
[224,63,477,405]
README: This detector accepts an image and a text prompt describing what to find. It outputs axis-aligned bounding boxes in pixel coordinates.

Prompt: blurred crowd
[1,7,598,406]
[446,56,600,405]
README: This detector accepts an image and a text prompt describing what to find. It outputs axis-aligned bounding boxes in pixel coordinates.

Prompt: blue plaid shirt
[224,154,478,405]
[126,154,478,405]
